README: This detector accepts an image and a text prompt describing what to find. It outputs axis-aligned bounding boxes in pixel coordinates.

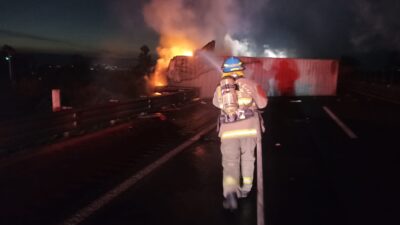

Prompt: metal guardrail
[339,66,400,85]
[340,80,400,104]
[0,87,199,153]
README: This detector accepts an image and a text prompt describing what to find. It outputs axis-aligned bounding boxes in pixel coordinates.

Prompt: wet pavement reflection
[81,134,257,225]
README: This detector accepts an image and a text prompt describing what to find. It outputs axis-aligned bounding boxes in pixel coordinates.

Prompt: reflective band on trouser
[223,176,238,186]
[243,176,253,185]
[221,129,257,139]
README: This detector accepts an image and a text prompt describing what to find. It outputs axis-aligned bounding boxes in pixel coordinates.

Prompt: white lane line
[322,106,358,139]
[60,123,217,225]
[256,140,265,225]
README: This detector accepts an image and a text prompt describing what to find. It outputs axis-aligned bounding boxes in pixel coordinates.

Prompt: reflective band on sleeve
[221,129,257,139]
[238,97,252,105]
[217,86,223,108]
[223,176,238,186]
[243,176,253,185]
[217,86,222,98]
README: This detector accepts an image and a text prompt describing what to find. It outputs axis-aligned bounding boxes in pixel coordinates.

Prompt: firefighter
[213,56,268,210]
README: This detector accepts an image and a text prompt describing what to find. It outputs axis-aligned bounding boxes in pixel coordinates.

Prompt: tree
[136,45,154,76]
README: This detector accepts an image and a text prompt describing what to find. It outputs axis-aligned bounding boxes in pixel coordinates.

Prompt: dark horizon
[1,0,399,60]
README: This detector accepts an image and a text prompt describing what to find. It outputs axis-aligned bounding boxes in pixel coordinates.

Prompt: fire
[150,37,195,87]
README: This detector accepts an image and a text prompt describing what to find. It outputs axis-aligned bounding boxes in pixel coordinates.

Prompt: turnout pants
[221,137,257,197]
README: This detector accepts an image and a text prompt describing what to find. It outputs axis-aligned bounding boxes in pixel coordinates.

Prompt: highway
[0,89,398,225]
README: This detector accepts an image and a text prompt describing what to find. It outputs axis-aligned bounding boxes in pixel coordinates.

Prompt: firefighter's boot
[223,192,238,210]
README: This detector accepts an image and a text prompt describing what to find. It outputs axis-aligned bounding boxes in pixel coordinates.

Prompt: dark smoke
[351,0,400,52]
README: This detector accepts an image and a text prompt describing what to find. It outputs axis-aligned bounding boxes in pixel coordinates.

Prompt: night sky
[0,0,157,55]
[1,0,399,58]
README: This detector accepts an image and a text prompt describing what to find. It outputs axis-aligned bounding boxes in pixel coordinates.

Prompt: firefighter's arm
[212,86,223,109]
[254,84,268,109]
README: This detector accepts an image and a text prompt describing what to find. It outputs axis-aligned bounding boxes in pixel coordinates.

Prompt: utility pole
[2,45,16,84]
[5,55,13,83]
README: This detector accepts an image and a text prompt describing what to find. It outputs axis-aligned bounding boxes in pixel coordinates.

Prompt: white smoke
[143,0,268,55]
[263,45,288,58]
[223,34,288,58]
[224,34,256,56]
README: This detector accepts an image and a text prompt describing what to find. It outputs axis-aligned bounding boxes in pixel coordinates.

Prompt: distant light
[5,56,11,61]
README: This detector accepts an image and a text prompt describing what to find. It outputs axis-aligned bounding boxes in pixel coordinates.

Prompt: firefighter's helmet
[222,56,245,78]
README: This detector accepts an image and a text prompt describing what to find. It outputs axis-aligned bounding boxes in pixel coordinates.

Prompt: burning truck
[142,0,338,98]
[165,41,339,98]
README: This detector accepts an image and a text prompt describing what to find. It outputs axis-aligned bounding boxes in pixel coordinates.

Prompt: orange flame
[150,37,195,87]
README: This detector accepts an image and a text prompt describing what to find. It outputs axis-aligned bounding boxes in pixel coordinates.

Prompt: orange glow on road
[194,146,206,157]
[153,92,162,96]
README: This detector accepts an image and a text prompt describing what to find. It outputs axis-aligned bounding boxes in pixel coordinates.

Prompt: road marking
[256,140,265,225]
[60,123,217,225]
[350,89,400,105]
[323,106,358,139]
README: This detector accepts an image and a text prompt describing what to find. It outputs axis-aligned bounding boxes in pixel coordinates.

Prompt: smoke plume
[142,0,269,86]
[143,0,245,52]
[352,0,400,52]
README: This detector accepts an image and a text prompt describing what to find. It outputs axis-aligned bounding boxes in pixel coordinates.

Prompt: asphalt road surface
[0,91,398,225]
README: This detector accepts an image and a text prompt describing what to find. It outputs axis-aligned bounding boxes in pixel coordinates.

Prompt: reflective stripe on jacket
[213,77,268,139]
